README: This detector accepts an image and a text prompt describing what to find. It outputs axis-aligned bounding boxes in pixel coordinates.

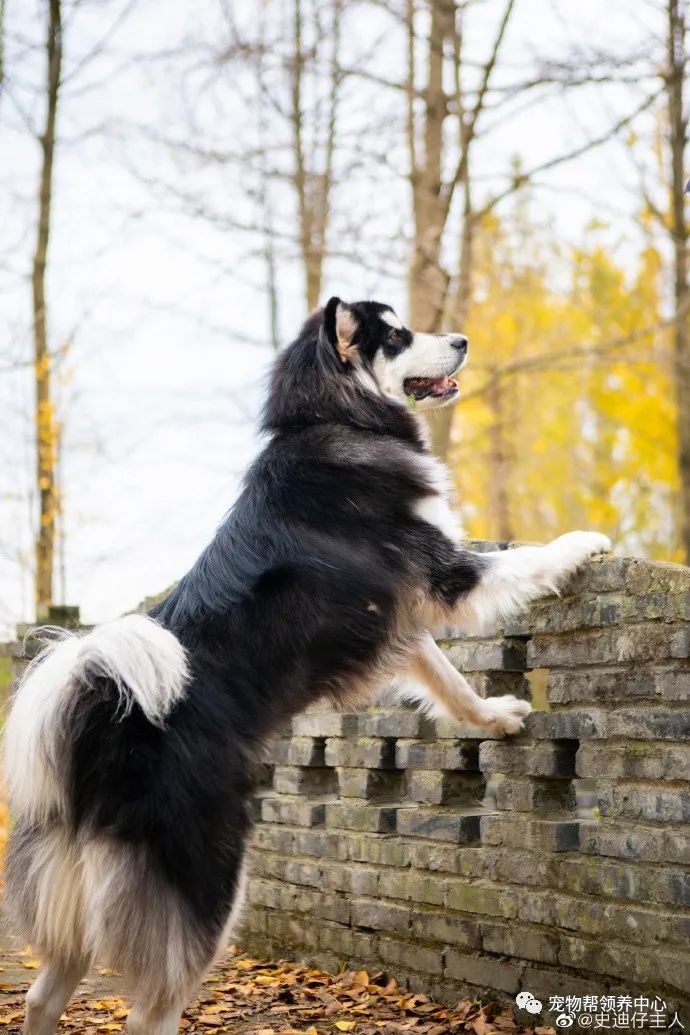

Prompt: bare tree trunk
[404,0,515,458]
[32,0,62,617]
[404,0,514,335]
[455,179,474,328]
[668,0,690,559]
[318,0,341,306]
[0,0,6,91]
[264,215,281,351]
[406,0,452,333]
[56,414,66,605]
[291,0,313,309]
[255,4,281,350]
[487,378,513,541]
[431,174,475,457]
[289,0,341,313]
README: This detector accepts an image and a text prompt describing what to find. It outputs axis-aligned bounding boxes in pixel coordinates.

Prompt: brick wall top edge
[464,542,690,596]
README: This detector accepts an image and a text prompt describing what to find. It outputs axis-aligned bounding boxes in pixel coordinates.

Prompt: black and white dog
[4,297,610,1034]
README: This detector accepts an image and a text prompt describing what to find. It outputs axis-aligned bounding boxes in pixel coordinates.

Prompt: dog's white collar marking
[380,309,403,330]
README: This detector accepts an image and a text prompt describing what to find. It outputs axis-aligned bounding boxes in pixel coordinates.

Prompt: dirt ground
[0,936,553,1035]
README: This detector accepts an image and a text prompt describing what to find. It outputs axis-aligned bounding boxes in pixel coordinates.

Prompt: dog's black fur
[71,301,484,949]
[7,298,496,1028]
[7,297,614,1034]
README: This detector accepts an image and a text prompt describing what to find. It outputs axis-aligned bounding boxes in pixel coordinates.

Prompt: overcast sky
[0,0,663,636]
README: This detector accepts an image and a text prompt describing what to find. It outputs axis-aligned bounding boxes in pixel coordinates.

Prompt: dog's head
[321,297,467,411]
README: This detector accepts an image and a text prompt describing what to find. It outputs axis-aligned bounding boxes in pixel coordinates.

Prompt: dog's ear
[323,296,359,364]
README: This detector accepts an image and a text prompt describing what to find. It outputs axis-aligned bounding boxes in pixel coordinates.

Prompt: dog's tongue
[404,375,458,401]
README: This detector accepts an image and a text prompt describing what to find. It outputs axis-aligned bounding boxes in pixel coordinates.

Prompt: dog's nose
[449,335,468,353]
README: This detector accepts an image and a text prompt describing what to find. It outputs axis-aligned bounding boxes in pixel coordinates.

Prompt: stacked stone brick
[244,553,690,1013]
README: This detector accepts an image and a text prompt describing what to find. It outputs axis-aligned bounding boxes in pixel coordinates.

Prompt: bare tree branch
[474,86,664,221]
[441,0,515,221]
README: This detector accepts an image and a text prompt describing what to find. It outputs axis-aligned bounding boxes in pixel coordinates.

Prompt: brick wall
[243,551,690,1017]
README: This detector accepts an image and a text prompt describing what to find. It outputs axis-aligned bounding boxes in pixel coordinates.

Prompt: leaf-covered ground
[0,793,550,1034]
[0,948,554,1035]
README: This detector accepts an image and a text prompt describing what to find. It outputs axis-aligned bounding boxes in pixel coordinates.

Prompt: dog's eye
[388,329,399,343]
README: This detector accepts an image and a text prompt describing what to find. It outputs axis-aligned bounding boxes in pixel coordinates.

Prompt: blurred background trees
[0,0,687,631]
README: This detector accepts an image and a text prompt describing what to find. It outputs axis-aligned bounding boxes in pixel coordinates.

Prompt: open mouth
[403,375,459,402]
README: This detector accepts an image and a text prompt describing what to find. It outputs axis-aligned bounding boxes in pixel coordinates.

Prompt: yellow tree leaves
[451,206,678,558]
[0,952,552,1034]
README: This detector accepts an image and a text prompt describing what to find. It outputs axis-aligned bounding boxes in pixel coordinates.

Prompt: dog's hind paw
[478,695,532,736]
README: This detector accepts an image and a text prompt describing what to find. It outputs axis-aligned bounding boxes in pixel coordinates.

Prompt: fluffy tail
[4,613,188,823]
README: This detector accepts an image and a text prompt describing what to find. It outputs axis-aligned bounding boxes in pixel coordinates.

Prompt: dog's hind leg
[23,958,86,1035]
[82,837,243,1035]
[5,823,88,1035]
[127,999,189,1035]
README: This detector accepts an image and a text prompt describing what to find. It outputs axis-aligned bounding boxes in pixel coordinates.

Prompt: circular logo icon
[556,1015,575,1028]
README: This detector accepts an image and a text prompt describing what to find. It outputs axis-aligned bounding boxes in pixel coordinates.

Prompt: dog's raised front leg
[451,530,611,634]
[406,632,531,735]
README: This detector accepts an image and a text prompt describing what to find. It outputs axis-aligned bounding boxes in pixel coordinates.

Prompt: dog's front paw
[546,530,612,574]
[478,695,531,736]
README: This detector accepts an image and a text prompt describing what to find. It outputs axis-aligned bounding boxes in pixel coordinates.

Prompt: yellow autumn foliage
[451,207,679,560]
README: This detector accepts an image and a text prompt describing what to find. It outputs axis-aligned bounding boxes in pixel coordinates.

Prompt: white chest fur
[411,454,463,544]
